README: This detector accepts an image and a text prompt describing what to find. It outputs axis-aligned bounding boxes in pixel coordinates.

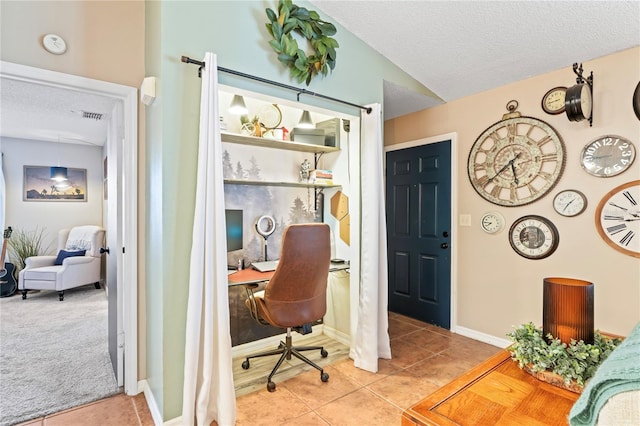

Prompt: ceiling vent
[72,110,104,120]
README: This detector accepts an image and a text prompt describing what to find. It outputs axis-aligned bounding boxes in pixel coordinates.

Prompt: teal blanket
[569,322,640,426]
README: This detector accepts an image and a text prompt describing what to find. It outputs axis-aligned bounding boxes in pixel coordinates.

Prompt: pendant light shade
[297,110,314,129]
[50,166,68,182]
[229,95,248,114]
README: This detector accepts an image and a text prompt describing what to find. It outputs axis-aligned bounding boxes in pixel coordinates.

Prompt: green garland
[507,322,622,386]
[265,0,339,85]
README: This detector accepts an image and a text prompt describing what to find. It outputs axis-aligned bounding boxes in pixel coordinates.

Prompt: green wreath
[265,0,339,86]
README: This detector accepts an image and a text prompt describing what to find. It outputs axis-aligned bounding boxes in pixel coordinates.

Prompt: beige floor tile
[280,365,360,410]
[284,411,331,425]
[388,316,423,339]
[132,393,154,426]
[390,313,432,329]
[235,386,312,425]
[366,369,440,410]
[43,394,139,426]
[408,353,470,386]
[329,357,399,387]
[388,338,437,369]
[405,329,458,353]
[314,388,403,426]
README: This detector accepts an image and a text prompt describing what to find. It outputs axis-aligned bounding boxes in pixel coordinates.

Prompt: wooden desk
[402,350,579,426]
[227,262,350,286]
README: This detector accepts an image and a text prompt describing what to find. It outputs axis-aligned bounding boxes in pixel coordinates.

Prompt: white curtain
[182,52,236,426]
[352,103,391,372]
[1,151,5,244]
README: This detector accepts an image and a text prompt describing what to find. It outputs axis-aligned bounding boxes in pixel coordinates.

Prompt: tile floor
[17,313,502,425]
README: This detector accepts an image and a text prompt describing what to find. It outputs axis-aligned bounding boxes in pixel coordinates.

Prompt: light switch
[459,214,472,227]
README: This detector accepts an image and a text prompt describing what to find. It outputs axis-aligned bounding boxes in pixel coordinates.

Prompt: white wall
[2,137,103,254]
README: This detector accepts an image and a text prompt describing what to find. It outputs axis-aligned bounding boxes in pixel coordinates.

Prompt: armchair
[18,225,105,301]
[242,223,331,392]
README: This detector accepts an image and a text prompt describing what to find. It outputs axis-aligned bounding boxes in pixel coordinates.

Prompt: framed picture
[23,166,87,202]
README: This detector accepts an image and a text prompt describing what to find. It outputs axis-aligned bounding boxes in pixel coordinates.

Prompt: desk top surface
[227,262,349,286]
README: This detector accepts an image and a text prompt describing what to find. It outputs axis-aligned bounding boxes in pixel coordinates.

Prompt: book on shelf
[309,169,333,180]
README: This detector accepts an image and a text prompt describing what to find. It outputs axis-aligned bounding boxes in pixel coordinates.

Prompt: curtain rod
[181,56,372,114]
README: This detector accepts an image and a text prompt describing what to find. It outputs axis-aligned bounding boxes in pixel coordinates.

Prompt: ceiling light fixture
[229,95,248,115]
[297,110,314,129]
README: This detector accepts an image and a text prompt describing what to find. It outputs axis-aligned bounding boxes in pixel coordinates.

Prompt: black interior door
[386,141,451,328]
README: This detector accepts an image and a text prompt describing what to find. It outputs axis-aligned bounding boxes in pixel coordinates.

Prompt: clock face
[480,211,505,234]
[468,115,566,207]
[580,135,636,177]
[541,87,566,115]
[553,189,587,217]
[509,215,559,259]
[595,180,640,258]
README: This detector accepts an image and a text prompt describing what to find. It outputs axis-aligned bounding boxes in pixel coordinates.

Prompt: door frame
[384,132,459,331]
[0,61,139,395]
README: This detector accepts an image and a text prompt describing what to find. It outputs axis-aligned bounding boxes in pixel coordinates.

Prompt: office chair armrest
[242,283,271,326]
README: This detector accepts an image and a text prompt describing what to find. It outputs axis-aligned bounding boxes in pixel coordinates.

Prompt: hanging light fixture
[228,95,248,114]
[297,110,314,129]
[50,166,68,182]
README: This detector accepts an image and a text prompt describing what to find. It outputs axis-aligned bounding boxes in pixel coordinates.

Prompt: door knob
[440,243,449,249]
[100,247,110,254]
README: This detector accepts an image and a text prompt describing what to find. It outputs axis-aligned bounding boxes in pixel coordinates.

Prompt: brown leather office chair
[242,223,331,392]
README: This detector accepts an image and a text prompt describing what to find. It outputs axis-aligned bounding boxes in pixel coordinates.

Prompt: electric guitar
[0,227,17,298]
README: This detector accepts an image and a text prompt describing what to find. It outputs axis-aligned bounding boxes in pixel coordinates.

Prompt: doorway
[0,61,139,395]
[385,135,458,329]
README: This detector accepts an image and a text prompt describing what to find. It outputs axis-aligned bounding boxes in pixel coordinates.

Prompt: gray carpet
[0,285,119,426]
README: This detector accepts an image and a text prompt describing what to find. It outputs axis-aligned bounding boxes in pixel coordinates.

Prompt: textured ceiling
[310,0,640,119]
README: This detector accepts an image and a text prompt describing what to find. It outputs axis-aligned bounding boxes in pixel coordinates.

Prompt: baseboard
[140,379,164,426]
[231,325,325,359]
[321,325,350,347]
[453,325,512,348]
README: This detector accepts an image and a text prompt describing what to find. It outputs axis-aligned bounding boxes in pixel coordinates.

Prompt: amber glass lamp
[543,277,594,345]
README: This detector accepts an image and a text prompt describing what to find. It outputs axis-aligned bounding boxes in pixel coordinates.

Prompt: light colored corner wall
[148,0,432,420]
[2,138,103,250]
[0,1,147,377]
[385,46,640,339]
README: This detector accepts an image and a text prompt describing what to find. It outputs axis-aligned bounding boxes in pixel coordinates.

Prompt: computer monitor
[225,209,243,252]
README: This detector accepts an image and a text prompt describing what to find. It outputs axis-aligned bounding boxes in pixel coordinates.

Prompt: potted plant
[507,322,622,392]
[7,226,49,272]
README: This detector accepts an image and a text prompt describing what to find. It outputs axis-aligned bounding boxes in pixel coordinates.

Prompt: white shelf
[221,131,339,154]
[224,179,341,189]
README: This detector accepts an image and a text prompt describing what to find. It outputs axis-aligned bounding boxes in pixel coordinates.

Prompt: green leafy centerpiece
[507,322,622,393]
[265,0,339,85]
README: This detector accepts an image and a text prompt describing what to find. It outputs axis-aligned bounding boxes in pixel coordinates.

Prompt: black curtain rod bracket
[181,55,372,114]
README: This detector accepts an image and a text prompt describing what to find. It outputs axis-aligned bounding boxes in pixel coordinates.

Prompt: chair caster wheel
[267,381,276,392]
[320,349,328,358]
[241,360,250,370]
[321,372,329,382]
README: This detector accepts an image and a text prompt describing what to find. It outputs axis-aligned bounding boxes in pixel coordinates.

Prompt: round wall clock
[509,215,560,259]
[595,180,640,258]
[633,81,640,121]
[580,135,636,177]
[480,211,506,234]
[42,34,67,55]
[553,189,587,217]
[468,100,566,207]
[541,86,566,115]
[565,83,592,123]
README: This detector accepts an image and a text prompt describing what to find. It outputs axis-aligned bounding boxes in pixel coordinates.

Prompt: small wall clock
[467,100,566,207]
[595,180,640,258]
[541,86,567,115]
[43,34,67,55]
[553,189,587,217]
[580,135,636,178]
[480,211,506,234]
[509,215,559,259]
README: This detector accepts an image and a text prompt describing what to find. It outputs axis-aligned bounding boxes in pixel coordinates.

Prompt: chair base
[20,282,101,301]
[241,329,329,392]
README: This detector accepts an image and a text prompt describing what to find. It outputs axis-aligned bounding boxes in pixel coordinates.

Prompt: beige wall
[385,47,640,338]
[1,0,147,376]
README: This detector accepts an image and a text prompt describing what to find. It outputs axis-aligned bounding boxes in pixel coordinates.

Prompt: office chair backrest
[264,223,331,328]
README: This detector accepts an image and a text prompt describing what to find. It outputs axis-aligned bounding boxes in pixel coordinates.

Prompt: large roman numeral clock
[595,180,640,258]
[468,101,565,206]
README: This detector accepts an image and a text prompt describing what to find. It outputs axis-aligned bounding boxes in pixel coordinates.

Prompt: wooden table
[402,350,580,426]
